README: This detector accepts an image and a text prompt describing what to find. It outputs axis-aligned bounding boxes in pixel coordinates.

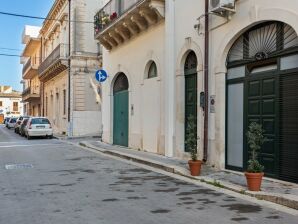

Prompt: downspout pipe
[203,0,209,162]
[41,37,44,116]
[68,0,72,135]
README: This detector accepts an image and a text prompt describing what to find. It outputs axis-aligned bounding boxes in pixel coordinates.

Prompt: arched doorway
[113,73,129,147]
[226,21,298,183]
[184,51,198,151]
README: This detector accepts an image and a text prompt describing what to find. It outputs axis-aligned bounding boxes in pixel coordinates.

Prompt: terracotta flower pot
[245,172,264,191]
[188,160,202,176]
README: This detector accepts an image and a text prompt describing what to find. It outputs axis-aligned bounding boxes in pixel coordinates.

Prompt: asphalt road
[0,124,297,224]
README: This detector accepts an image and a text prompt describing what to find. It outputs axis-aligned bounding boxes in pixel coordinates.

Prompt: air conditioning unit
[210,0,235,14]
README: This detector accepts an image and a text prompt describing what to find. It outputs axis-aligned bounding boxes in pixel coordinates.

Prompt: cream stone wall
[21,28,41,117]
[0,96,23,117]
[44,71,68,134]
[99,0,298,169]
[40,0,102,136]
[102,22,165,152]
[171,0,205,160]
[71,0,99,54]
[208,0,298,169]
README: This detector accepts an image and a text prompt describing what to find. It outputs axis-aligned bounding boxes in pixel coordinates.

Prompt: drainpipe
[203,0,209,162]
[41,36,44,116]
[68,0,72,136]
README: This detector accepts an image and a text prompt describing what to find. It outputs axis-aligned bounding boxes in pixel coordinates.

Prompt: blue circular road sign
[95,70,108,83]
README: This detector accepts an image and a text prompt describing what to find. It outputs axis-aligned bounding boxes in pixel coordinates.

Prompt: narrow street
[0,125,297,224]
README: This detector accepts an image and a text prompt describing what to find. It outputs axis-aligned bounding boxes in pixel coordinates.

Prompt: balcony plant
[245,122,266,191]
[94,11,111,34]
[186,114,202,176]
[110,12,118,20]
[101,15,110,25]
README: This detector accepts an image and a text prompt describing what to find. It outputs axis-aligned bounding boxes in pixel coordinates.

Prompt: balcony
[22,58,39,79]
[22,87,40,102]
[22,37,40,57]
[39,44,69,82]
[94,0,165,50]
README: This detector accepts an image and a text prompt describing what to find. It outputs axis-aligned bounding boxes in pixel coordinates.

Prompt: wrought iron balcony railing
[22,57,39,79]
[94,0,165,50]
[94,0,142,35]
[23,58,32,74]
[22,87,31,96]
[22,86,40,95]
[38,44,69,76]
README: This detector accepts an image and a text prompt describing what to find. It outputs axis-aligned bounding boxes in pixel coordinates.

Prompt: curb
[53,135,100,140]
[78,141,298,210]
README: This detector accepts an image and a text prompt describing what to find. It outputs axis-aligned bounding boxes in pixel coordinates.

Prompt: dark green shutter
[279,73,298,183]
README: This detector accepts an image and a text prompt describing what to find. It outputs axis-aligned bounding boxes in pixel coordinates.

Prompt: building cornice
[40,0,67,35]
[0,93,22,98]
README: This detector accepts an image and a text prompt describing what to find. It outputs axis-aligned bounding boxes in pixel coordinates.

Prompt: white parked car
[4,117,11,126]
[7,117,17,129]
[25,117,53,140]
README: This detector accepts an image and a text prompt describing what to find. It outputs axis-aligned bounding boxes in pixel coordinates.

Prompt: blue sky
[0,0,54,91]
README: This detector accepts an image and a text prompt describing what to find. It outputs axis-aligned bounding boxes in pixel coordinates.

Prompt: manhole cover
[5,164,34,170]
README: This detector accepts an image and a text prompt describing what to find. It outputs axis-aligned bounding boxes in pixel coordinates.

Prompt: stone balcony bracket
[95,0,165,51]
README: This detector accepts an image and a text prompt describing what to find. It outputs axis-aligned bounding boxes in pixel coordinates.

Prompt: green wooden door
[245,75,278,177]
[113,90,129,147]
[185,74,197,152]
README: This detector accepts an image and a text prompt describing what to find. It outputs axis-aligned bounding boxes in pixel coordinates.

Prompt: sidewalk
[77,140,298,210]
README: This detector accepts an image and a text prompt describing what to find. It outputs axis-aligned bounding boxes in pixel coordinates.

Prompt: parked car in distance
[25,117,53,140]
[7,117,17,129]
[4,117,11,127]
[15,116,30,134]
[19,118,30,137]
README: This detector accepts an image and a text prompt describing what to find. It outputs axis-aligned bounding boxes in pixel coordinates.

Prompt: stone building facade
[39,0,102,136]
[21,25,42,117]
[95,0,298,183]
[0,86,23,117]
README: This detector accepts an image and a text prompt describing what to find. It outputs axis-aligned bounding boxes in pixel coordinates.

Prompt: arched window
[184,51,198,152]
[228,22,298,64]
[184,51,197,75]
[147,61,157,79]
[113,73,129,93]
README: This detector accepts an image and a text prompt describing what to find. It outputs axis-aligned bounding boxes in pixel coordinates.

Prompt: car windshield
[31,118,50,124]
[10,118,16,123]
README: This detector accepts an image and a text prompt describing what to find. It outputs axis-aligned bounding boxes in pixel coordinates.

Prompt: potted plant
[245,122,266,191]
[186,115,202,176]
